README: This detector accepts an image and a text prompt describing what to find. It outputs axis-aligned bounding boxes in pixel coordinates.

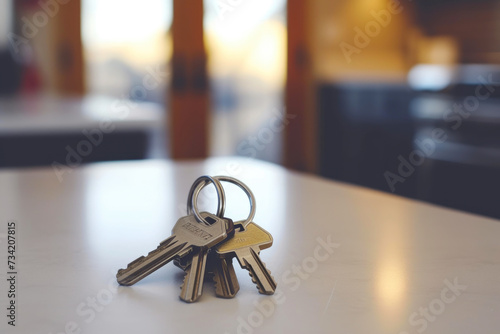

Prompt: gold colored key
[215,222,277,295]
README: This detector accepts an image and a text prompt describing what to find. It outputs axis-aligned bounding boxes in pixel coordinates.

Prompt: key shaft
[117,212,228,286]
[215,222,276,295]
[117,235,191,286]
[235,246,276,295]
[179,248,209,303]
[212,256,240,298]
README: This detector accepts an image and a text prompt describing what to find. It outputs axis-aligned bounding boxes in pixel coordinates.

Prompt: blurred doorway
[82,0,172,104]
[204,0,287,163]
[82,0,172,159]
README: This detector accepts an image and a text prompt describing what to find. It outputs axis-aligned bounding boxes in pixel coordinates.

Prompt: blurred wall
[309,0,415,83]
[417,0,500,64]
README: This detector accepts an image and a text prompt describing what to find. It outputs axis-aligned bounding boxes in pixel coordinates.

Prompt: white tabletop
[0,158,498,334]
[0,95,163,135]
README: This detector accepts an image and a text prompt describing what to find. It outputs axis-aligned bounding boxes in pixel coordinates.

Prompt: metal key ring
[188,176,256,228]
[186,175,226,225]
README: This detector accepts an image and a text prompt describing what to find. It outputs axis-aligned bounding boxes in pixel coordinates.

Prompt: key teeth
[180,271,188,291]
[122,236,178,272]
[124,256,145,270]
[211,272,218,287]
[249,272,271,294]
[211,272,225,296]
[249,272,257,283]
[213,279,221,295]
[250,277,265,294]
[246,262,276,294]
[179,270,197,303]
[116,237,190,287]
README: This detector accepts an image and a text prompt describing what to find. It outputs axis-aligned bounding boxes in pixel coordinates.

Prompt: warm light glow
[204,0,286,42]
[373,209,411,331]
[353,0,393,20]
[204,0,286,87]
[244,22,287,88]
[204,0,286,159]
[82,0,172,67]
[82,0,172,98]
[346,193,411,331]
[205,20,286,89]
[82,0,171,46]
[374,229,409,333]
[377,258,407,313]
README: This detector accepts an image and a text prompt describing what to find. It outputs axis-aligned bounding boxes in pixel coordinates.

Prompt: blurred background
[0,0,499,219]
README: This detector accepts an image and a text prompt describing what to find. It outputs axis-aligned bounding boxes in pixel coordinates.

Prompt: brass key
[215,222,277,295]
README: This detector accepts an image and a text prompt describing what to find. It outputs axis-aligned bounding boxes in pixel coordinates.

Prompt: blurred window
[0,0,13,48]
[204,0,287,163]
[82,0,172,103]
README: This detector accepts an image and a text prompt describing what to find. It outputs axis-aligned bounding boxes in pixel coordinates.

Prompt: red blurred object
[20,63,42,94]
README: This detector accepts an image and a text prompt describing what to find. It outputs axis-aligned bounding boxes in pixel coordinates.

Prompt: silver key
[210,254,240,298]
[116,212,228,286]
[173,217,235,271]
[179,247,209,303]
[176,251,240,299]
[215,222,276,295]
[178,217,235,302]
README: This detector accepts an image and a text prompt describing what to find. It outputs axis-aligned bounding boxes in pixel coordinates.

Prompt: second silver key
[179,247,209,303]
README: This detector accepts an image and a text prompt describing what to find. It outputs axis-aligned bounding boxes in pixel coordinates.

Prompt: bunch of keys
[116,175,277,303]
